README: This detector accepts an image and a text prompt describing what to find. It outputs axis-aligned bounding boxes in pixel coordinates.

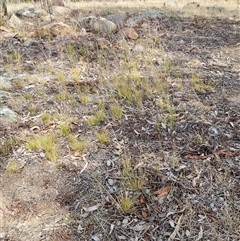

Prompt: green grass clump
[126,177,143,191]
[40,134,57,162]
[79,95,89,104]
[54,90,74,102]
[97,101,105,110]
[56,73,65,82]
[68,135,88,151]
[25,137,41,150]
[86,115,99,126]
[26,134,57,161]
[86,111,105,126]
[190,74,215,94]
[194,134,203,146]
[41,113,51,123]
[0,138,15,156]
[59,122,70,136]
[6,159,20,173]
[118,192,134,213]
[121,158,132,173]
[95,110,105,122]
[110,105,123,120]
[96,129,109,144]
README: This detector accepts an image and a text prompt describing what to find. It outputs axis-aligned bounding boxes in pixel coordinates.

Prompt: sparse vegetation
[96,129,109,144]
[1,1,240,240]
[68,134,88,151]
[110,104,123,120]
[79,95,89,104]
[56,73,66,82]
[41,113,51,123]
[6,159,20,173]
[118,192,134,212]
[59,122,70,136]
[26,134,57,161]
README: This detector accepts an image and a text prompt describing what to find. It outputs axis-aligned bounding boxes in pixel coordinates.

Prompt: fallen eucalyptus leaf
[83,203,101,212]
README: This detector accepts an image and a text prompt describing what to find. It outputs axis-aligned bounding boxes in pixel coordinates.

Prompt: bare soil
[0,7,240,241]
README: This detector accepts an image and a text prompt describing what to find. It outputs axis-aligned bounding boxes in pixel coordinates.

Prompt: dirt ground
[0,2,240,241]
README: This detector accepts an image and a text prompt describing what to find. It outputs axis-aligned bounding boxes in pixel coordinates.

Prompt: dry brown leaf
[193,164,199,173]
[214,153,221,162]
[218,149,238,157]
[74,151,81,157]
[153,185,171,197]
[188,146,196,152]
[142,210,148,218]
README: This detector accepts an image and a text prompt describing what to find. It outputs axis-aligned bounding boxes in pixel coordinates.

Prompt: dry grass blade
[168,215,183,241]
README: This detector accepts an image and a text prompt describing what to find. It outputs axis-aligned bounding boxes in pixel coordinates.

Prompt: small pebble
[108,179,114,186]
[116,221,121,226]
[210,203,217,212]
[122,218,129,224]
[106,160,111,167]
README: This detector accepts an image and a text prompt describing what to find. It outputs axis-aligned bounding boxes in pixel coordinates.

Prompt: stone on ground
[105,13,127,29]
[50,6,73,17]
[116,27,138,40]
[8,14,23,29]
[33,22,72,38]
[0,107,19,128]
[127,9,164,27]
[16,7,47,18]
[81,16,117,34]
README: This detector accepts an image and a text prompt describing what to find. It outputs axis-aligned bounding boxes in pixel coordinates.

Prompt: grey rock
[106,160,111,167]
[34,22,72,38]
[16,7,47,18]
[79,27,87,36]
[0,106,19,128]
[0,90,11,99]
[23,39,35,47]
[105,13,127,29]
[49,6,73,17]
[8,14,23,29]
[207,4,226,14]
[107,178,114,186]
[81,16,117,34]
[0,76,12,91]
[127,9,164,27]
[122,218,129,224]
[132,44,144,53]
[0,68,7,76]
